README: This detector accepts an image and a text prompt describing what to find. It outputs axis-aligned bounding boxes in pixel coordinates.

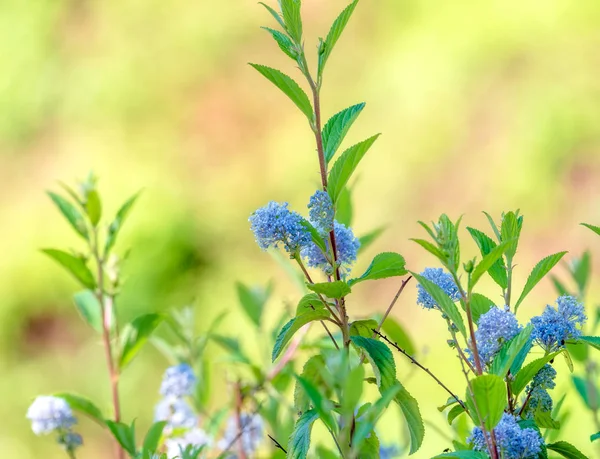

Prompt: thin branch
[373,276,413,337]
[374,330,467,411]
[234,381,248,459]
[268,434,288,454]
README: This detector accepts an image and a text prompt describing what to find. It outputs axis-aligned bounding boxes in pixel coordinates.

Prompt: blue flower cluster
[523,364,557,419]
[160,363,197,398]
[531,295,586,352]
[416,268,460,309]
[165,427,212,458]
[308,190,334,234]
[301,221,360,275]
[26,396,82,451]
[470,306,521,366]
[532,364,557,390]
[468,413,543,458]
[379,444,401,459]
[249,201,311,254]
[218,413,264,456]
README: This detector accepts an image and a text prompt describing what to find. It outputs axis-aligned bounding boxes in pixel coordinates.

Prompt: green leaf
[447,404,466,425]
[410,238,445,260]
[411,271,466,337]
[489,326,532,377]
[336,186,353,226]
[511,352,559,397]
[591,431,600,442]
[48,192,88,239]
[262,27,297,59]
[322,103,365,163]
[272,309,330,361]
[348,252,406,286]
[249,64,312,120]
[104,192,140,257]
[358,226,386,254]
[299,218,328,254]
[119,313,163,369]
[574,335,600,352]
[295,376,337,432]
[546,441,587,459]
[342,364,365,416]
[380,316,416,356]
[566,341,588,362]
[572,375,599,410]
[466,374,507,430]
[85,189,102,226]
[143,421,167,453]
[295,293,327,315]
[571,251,591,295]
[41,249,96,289]
[582,222,600,237]
[259,2,287,31]
[394,383,424,454]
[470,293,494,324]
[287,410,319,459]
[351,385,401,449]
[306,280,350,299]
[327,135,380,203]
[433,452,489,459]
[280,0,302,43]
[514,251,568,311]
[349,319,378,338]
[500,211,521,260]
[318,0,359,76]
[106,420,137,456]
[466,227,507,288]
[73,290,102,333]
[534,409,560,429]
[294,355,329,413]
[468,239,517,291]
[236,281,272,327]
[55,393,104,426]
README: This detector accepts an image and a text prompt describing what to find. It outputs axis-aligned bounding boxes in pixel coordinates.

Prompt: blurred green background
[2,0,600,457]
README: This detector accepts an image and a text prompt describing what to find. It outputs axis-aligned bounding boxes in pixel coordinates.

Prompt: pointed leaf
[47,192,88,239]
[295,376,337,432]
[143,421,167,453]
[514,251,568,311]
[250,64,313,120]
[511,352,559,397]
[393,383,424,454]
[119,313,164,369]
[327,135,380,203]
[262,27,297,60]
[306,280,350,299]
[104,192,140,256]
[322,103,365,163]
[236,281,272,327]
[73,290,102,333]
[41,249,96,289]
[466,227,507,288]
[55,393,105,426]
[466,374,507,430]
[287,410,319,459]
[318,0,359,75]
[410,238,445,261]
[470,293,494,324]
[294,355,329,413]
[299,218,328,254]
[469,239,517,291]
[349,252,406,286]
[106,420,137,456]
[358,226,386,254]
[259,2,287,30]
[272,309,330,361]
[573,335,600,352]
[582,222,600,237]
[546,441,587,459]
[280,0,302,43]
[488,326,532,377]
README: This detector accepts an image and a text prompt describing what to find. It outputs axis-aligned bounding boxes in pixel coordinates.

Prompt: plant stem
[234,381,248,459]
[372,276,412,337]
[92,229,124,459]
[267,434,288,454]
[374,330,467,411]
[453,275,483,375]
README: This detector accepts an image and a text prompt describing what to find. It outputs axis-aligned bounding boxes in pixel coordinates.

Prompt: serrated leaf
[322,103,365,163]
[582,222,600,236]
[514,251,567,311]
[287,410,319,459]
[41,249,96,289]
[327,135,380,203]
[294,355,329,413]
[272,309,330,361]
[259,2,287,30]
[394,383,424,454]
[55,393,105,426]
[295,376,337,432]
[411,271,466,337]
[466,374,507,430]
[574,335,600,352]
[119,313,163,369]
[489,326,532,377]
[348,252,406,286]
[73,290,102,333]
[306,280,350,299]
[500,211,521,260]
[104,192,140,257]
[511,352,559,397]
[470,293,494,324]
[349,319,378,338]
[358,226,386,254]
[410,238,445,260]
[466,227,507,288]
[48,192,88,239]
[280,0,302,43]
[469,239,517,291]
[143,421,167,453]
[106,420,137,456]
[250,64,313,120]
[318,0,359,76]
[546,441,587,459]
[262,27,297,59]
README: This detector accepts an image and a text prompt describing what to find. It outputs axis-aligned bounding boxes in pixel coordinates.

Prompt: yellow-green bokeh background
[2,0,600,457]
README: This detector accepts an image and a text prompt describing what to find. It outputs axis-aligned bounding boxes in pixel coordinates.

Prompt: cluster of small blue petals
[524,387,553,419]
[301,221,359,275]
[218,413,264,456]
[468,414,543,458]
[27,396,77,435]
[470,306,521,366]
[531,295,586,351]
[308,190,334,234]
[160,363,197,398]
[379,444,401,459]
[154,397,197,432]
[249,201,311,254]
[532,364,557,390]
[166,427,212,458]
[58,432,83,450]
[416,268,460,309]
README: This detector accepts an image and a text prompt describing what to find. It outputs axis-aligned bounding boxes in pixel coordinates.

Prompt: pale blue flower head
[471,306,521,366]
[531,364,557,390]
[308,190,334,234]
[166,427,212,458]
[154,397,197,432]
[27,396,77,435]
[416,268,460,310]
[524,387,553,420]
[160,363,197,398]
[531,295,586,352]
[249,201,311,254]
[468,413,543,458]
[301,221,359,275]
[58,432,83,450]
[218,413,264,456]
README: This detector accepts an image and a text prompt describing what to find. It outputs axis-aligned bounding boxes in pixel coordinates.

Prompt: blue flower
[218,414,264,456]
[26,396,77,435]
[379,444,401,459]
[160,363,197,398]
[416,268,460,309]
[166,428,212,458]
[470,306,521,366]
[531,364,556,390]
[468,413,543,458]
[523,387,553,419]
[308,190,334,234]
[301,221,359,275]
[58,432,83,450]
[531,295,586,352]
[154,397,197,432]
[249,201,311,254]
